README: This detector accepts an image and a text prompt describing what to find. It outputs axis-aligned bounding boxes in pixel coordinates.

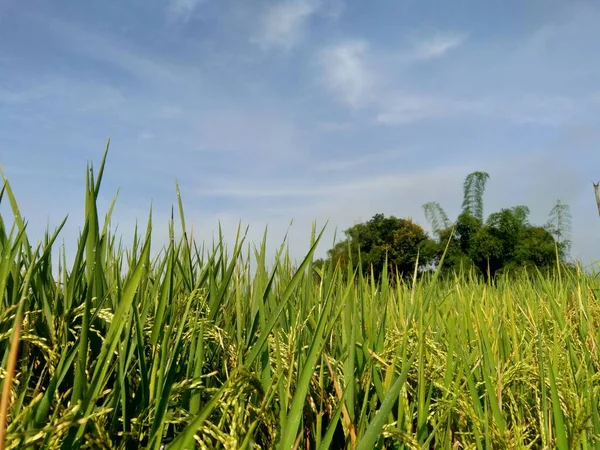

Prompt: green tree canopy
[423,171,571,280]
[323,214,436,280]
[545,199,572,259]
[318,171,572,284]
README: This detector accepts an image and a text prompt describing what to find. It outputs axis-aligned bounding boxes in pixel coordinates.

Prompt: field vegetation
[1,148,599,449]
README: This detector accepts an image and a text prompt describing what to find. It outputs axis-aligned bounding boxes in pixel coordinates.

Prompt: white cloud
[318,40,375,108]
[315,31,594,127]
[168,0,207,23]
[410,32,467,60]
[316,32,467,114]
[255,0,322,50]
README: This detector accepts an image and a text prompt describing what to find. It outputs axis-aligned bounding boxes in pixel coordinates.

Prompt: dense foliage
[319,171,572,281]
[1,150,595,450]
[434,207,562,279]
[317,214,436,281]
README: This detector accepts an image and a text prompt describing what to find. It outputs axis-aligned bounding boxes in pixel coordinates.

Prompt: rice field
[1,151,600,449]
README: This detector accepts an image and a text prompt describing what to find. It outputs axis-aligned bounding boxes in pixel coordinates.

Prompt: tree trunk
[594,182,600,216]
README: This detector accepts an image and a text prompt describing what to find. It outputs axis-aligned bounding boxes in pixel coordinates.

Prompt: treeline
[314,171,573,281]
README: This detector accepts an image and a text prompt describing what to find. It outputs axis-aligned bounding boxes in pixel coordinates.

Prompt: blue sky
[1,0,600,266]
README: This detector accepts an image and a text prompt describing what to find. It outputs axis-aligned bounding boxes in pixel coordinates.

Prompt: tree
[545,199,572,258]
[470,226,504,278]
[515,226,557,268]
[423,171,490,275]
[324,214,436,280]
[461,171,490,221]
[423,171,490,232]
[423,171,490,235]
[486,207,529,260]
[423,171,569,279]
[471,206,562,278]
[423,201,451,235]
[433,226,476,274]
[455,211,483,255]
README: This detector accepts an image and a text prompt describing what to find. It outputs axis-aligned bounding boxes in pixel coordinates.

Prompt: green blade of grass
[278,259,335,450]
[318,387,349,450]
[166,380,231,450]
[62,213,152,448]
[245,225,326,368]
[356,340,417,450]
[548,352,569,450]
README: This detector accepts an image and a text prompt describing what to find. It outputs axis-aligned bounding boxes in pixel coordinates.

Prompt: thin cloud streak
[35,15,208,90]
[167,0,207,23]
[192,164,476,199]
[410,32,467,60]
[254,0,322,50]
[376,93,479,125]
[314,148,412,172]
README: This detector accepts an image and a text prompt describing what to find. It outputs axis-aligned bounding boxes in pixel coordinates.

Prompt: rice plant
[1,147,600,449]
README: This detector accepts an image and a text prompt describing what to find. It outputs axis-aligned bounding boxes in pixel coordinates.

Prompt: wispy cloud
[167,0,207,23]
[377,93,479,125]
[1,78,127,117]
[318,39,375,108]
[315,25,598,127]
[255,0,322,50]
[376,92,597,127]
[38,16,203,87]
[192,164,477,200]
[316,32,468,118]
[314,148,411,171]
[410,32,467,60]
